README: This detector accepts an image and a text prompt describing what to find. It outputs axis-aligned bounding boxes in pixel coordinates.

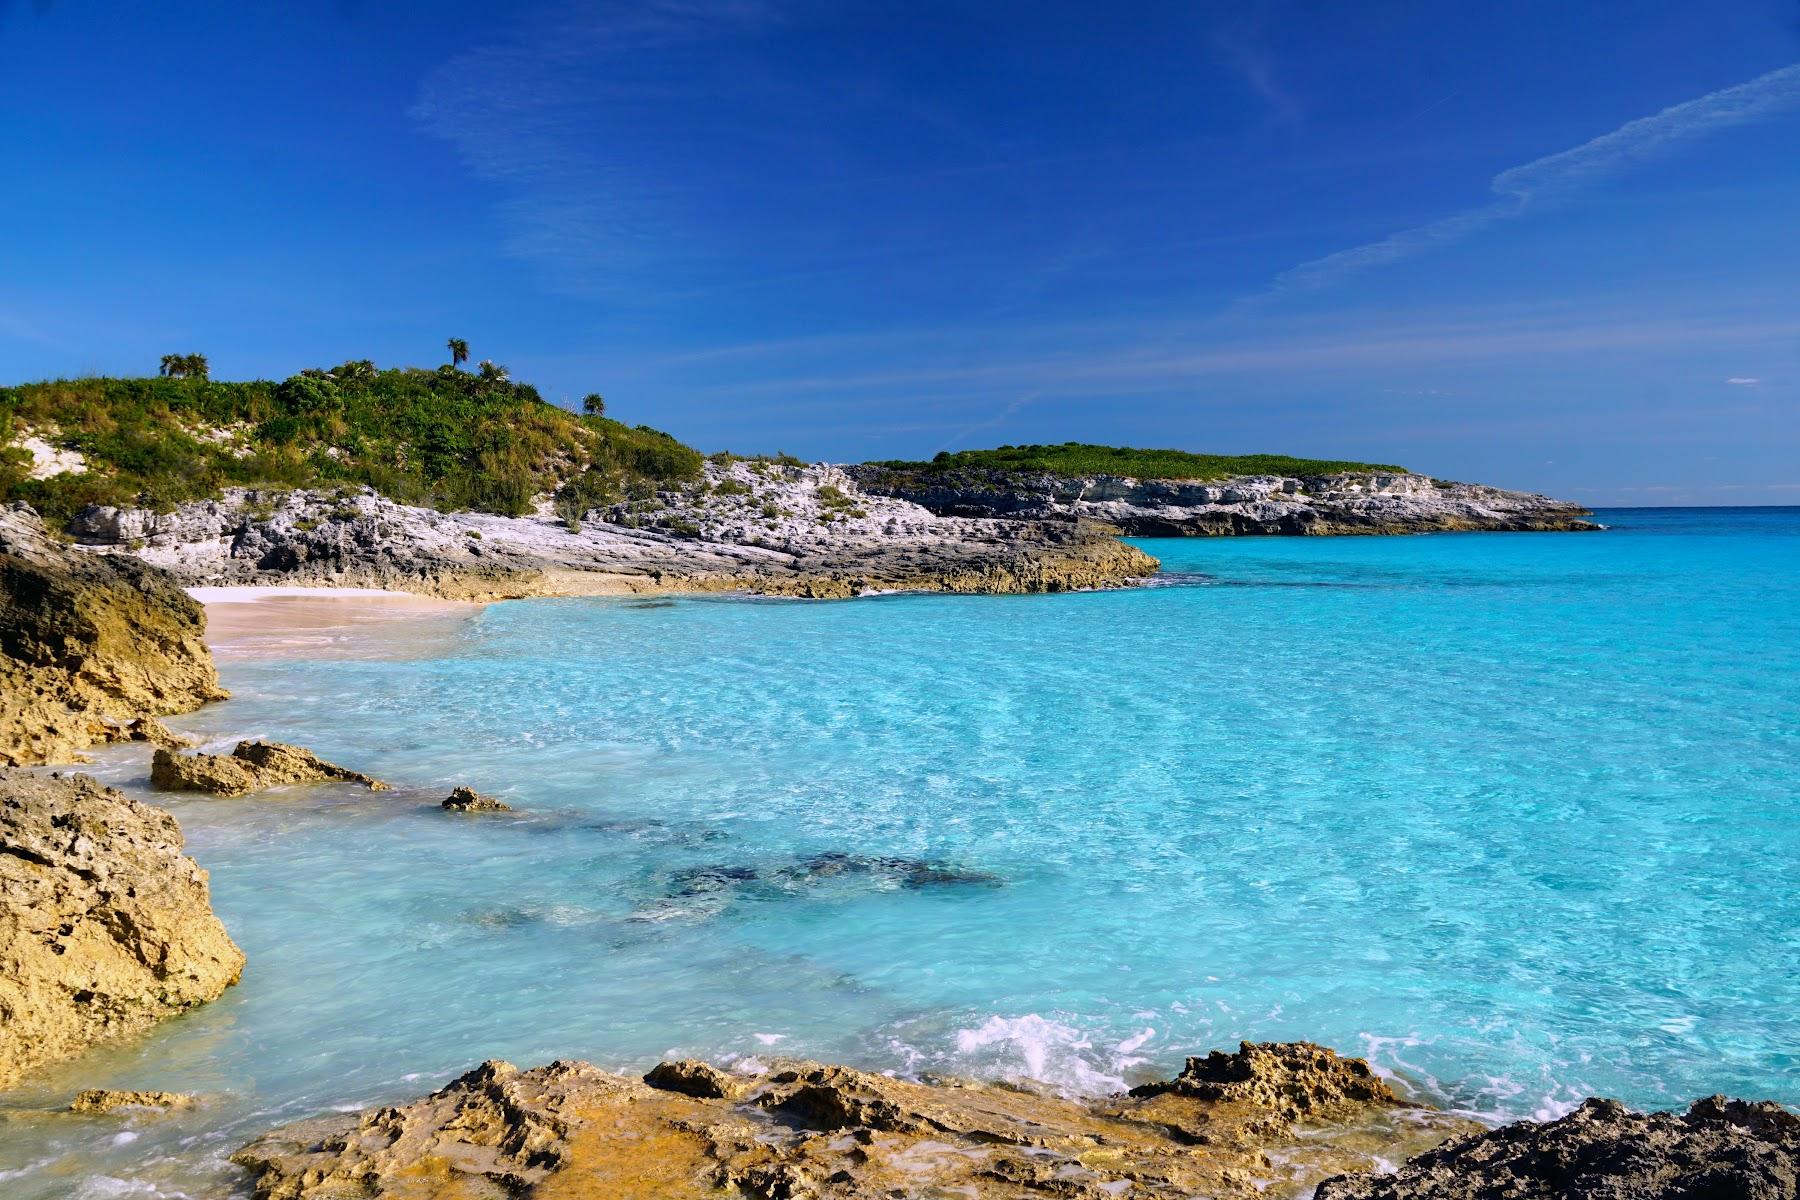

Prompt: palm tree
[581,393,605,417]
[160,353,208,379]
[477,360,509,384]
[447,338,469,371]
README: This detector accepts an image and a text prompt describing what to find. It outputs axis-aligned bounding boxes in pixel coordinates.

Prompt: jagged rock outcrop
[151,741,390,797]
[232,1043,1471,1199]
[1316,1095,1800,1200]
[0,770,243,1089]
[68,1088,198,1114]
[847,465,1600,536]
[66,464,1159,601]
[441,785,510,812]
[0,503,226,766]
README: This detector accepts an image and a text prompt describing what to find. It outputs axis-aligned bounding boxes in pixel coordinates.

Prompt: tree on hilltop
[159,353,209,379]
[477,360,509,384]
[582,393,605,417]
[447,338,469,371]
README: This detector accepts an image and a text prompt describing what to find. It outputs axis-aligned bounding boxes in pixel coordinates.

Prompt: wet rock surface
[441,785,512,812]
[0,503,226,766]
[1315,1094,1800,1200]
[68,1088,198,1114]
[150,740,391,797]
[65,464,1159,601]
[0,770,243,1089]
[848,466,1600,536]
[232,1043,1469,1199]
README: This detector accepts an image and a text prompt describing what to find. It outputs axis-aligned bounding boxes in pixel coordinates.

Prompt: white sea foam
[950,1014,1131,1095]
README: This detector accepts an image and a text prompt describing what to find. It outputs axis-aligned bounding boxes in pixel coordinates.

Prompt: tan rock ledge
[151,740,391,797]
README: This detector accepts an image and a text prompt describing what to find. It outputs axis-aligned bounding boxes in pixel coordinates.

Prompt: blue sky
[3,1,1798,504]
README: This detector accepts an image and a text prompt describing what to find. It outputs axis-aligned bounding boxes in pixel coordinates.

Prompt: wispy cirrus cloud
[1261,62,1800,299]
[409,0,774,292]
[1727,376,1761,385]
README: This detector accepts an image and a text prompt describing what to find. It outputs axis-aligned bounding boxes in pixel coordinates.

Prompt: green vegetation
[0,357,703,525]
[868,442,1406,480]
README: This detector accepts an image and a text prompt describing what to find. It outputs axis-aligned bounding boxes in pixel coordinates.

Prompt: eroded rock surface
[0,770,243,1089]
[232,1043,1470,1199]
[151,741,390,797]
[66,464,1159,601]
[1316,1095,1800,1200]
[0,503,226,766]
[441,786,511,812]
[68,1088,198,1114]
[848,466,1600,536]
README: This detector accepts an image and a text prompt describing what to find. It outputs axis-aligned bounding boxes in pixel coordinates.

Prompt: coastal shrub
[0,364,707,525]
[714,478,751,496]
[870,442,1407,481]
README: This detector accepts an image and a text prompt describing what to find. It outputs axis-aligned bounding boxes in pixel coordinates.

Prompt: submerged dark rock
[651,852,1001,919]
[1315,1094,1800,1200]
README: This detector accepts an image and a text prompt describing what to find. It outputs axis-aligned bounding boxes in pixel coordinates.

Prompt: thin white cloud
[409,1,773,291]
[1263,62,1800,297]
[1727,376,1761,385]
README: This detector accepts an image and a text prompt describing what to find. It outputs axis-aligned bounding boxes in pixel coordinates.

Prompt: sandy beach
[190,586,484,660]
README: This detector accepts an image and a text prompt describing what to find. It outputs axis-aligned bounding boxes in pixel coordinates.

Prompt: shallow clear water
[4,508,1799,1197]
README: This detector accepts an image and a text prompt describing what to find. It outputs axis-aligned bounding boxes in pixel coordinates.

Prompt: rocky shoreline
[847,465,1600,536]
[1,503,226,766]
[66,461,1160,602]
[230,1045,1799,1200]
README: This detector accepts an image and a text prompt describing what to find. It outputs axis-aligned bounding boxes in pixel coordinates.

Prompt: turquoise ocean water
[4,508,1798,1196]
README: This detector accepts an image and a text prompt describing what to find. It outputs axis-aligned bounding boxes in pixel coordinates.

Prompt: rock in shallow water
[67,1088,198,1114]
[441,785,511,812]
[0,770,243,1089]
[1314,1094,1800,1200]
[150,740,390,797]
[231,1043,1470,1199]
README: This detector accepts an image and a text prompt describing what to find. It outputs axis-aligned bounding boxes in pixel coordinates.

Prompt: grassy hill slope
[0,363,702,524]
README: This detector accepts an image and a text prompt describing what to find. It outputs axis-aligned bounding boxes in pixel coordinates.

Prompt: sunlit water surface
[4,508,1798,1197]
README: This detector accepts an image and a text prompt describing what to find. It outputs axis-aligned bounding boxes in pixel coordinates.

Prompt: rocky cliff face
[65,463,1159,601]
[1,503,226,767]
[232,1042,1472,1200]
[846,466,1600,536]
[1316,1094,1800,1200]
[0,770,244,1090]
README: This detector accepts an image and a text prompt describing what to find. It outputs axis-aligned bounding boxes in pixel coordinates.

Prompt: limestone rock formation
[68,1088,198,1114]
[441,785,511,812]
[0,503,226,766]
[66,465,1159,601]
[847,465,1600,536]
[1315,1094,1800,1200]
[232,1044,1469,1199]
[0,770,243,1089]
[151,741,390,797]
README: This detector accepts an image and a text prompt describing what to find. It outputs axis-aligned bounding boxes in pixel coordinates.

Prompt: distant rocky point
[849,445,1597,536]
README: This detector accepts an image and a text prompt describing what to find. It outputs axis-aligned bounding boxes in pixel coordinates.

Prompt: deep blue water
[4,507,1798,1197]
